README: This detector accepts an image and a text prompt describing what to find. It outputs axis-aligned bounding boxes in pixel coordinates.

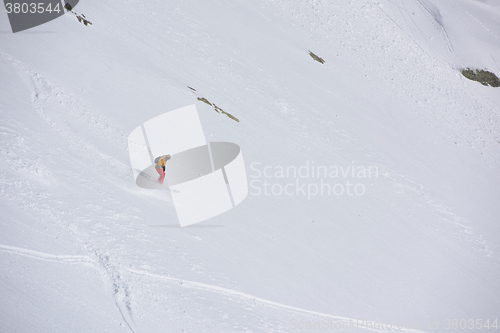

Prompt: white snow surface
[1,0,499,332]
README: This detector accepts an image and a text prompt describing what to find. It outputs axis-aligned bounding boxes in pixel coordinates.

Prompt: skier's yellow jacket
[155,155,170,170]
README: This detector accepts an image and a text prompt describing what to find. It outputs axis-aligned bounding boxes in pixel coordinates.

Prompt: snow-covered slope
[1,0,499,332]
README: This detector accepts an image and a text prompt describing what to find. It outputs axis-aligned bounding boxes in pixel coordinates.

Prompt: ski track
[0,49,130,181]
[0,244,137,332]
[463,8,499,42]
[0,244,93,264]
[0,244,430,333]
[86,245,137,333]
[414,0,455,54]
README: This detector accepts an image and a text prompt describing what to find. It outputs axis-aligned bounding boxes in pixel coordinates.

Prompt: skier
[154,154,171,184]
